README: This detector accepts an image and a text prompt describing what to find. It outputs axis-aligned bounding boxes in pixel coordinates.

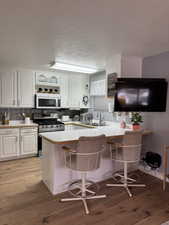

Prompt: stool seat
[107,130,146,197]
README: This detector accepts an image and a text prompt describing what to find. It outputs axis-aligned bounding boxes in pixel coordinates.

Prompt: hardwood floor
[0,158,169,225]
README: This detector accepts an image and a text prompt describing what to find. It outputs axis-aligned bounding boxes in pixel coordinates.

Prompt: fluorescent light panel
[50,62,98,74]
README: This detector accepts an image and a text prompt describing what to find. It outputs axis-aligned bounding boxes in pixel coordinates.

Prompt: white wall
[106,54,142,77]
[121,56,142,77]
[142,51,169,172]
[106,54,122,75]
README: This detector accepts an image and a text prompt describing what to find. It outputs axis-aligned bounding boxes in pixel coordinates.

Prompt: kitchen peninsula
[40,122,151,195]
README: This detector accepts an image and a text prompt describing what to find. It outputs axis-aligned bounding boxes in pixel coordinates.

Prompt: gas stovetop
[33,118,65,133]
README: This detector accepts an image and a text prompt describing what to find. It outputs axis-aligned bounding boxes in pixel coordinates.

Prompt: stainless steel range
[33,117,65,156]
[39,123,64,132]
[38,120,64,133]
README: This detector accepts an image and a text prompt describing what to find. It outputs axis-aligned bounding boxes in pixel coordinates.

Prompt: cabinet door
[60,75,69,108]
[20,132,37,155]
[90,80,106,96]
[17,70,35,107]
[0,134,19,159]
[69,76,81,108]
[0,71,17,107]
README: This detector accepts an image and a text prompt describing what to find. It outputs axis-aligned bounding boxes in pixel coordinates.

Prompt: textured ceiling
[0,0,169,69]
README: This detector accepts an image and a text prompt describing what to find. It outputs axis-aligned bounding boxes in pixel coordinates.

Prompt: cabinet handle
[20,136,22,142]
[13,100,15,105]
[17,99,20,106]
[15,136,18,142]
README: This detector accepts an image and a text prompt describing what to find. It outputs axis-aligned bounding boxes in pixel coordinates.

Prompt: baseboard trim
[139,165,168,182]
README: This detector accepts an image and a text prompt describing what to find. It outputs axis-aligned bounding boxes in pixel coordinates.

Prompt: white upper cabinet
[0,69,90,109]
[60,74,69,108]
[0,71,17,107]
[17,70,35,108]
[0,70,35,108]
[90,79,106,96]
[68,75,81,108]
[35,71,60,86]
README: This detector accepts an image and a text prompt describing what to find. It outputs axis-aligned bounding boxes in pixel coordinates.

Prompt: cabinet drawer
[21,128,38,134]
[0,128,19,135]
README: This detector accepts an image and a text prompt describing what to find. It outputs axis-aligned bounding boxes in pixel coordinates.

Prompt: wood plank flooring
[0,157,169,225]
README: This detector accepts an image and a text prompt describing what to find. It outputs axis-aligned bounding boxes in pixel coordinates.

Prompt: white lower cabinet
[0,129,20,159]
[0,127,38,161]
[20,128,37,155]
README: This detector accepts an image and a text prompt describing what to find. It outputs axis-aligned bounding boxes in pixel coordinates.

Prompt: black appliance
[114,78,168,112]
[33,117,65,156]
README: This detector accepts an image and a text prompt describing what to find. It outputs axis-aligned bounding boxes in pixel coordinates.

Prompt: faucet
[98,112,104,126]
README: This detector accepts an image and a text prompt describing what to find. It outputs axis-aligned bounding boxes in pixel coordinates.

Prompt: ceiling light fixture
[50,62,98,74]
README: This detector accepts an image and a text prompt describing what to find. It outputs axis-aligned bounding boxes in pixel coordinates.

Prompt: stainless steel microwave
[35,93,61,109]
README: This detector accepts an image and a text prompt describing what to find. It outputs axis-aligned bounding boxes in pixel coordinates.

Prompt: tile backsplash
[0,108,87,121]
[0,107,133,125]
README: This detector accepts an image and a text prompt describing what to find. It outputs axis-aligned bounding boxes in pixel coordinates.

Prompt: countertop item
[73,115,80,121]
[25,117,31,124]
[62,115,70,122]
[50,113,59,118]
[1,112,10,125]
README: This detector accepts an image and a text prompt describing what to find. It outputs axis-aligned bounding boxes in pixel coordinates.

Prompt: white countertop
[0,120,38,129]
[40,121,132,144]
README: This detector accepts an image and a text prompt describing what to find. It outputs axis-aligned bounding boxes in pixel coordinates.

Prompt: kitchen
[0,57,144,160]
[1,0,169,224]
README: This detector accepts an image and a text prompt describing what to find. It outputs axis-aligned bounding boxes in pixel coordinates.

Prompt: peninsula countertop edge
[40,122,152,145]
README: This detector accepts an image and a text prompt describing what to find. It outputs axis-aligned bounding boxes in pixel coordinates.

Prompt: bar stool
[61,135,107,214]
[107,130,146,197]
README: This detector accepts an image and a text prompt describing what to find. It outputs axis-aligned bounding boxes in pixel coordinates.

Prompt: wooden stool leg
[163,145,168,191]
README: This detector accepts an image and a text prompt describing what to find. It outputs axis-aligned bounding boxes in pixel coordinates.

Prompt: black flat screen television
[114,78,168,112]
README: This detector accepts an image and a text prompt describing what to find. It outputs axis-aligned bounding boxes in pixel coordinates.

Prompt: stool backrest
[66,134,106,172]
[121,130,142,162]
